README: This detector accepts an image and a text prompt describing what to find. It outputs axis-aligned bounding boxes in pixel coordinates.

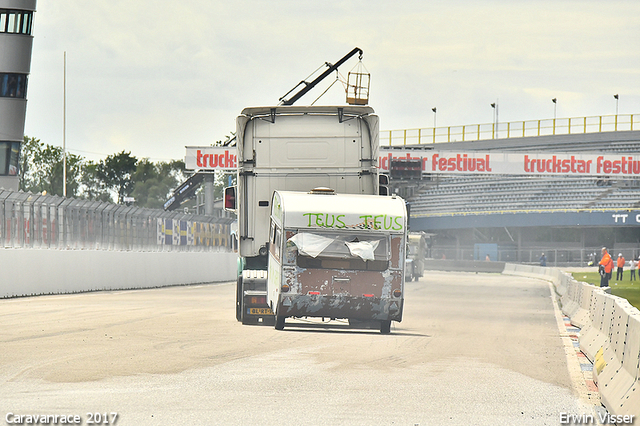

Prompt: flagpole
[63,51,67,197]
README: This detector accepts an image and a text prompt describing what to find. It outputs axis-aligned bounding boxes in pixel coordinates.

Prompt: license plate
[248,308,273,315]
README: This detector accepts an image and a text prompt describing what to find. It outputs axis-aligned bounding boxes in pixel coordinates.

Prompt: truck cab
[231,105,381,325]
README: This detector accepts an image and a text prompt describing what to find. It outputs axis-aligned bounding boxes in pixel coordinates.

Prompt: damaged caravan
[266,189,407,334]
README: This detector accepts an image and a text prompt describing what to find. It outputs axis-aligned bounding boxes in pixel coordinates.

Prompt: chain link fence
[0,189,235,251]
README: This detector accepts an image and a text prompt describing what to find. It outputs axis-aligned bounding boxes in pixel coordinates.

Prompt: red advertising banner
[185,146,237,171]
[378,148,640,177]
[185,145,640,177]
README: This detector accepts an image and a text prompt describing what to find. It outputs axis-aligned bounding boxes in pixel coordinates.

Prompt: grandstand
[411,175,640,215]
[401,130,640,266]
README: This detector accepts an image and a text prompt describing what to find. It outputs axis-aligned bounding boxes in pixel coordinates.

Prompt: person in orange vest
[599,247,614,287]
[616,253,625,280]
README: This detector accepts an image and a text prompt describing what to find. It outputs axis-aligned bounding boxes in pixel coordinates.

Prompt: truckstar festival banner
[185,146,237,171]
[185,146,640,177]
[379,149,640,177]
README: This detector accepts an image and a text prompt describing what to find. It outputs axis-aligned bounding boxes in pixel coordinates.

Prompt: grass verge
[571,271,640,310]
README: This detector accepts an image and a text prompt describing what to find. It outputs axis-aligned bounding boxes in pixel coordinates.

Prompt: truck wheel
[236,275,243,322]
[275,316,286,330]
[380,320,391,334]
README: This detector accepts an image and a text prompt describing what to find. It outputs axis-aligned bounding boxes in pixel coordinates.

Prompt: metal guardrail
[413,207,640,218]
[382,113,639,146]
[0,189,235,251]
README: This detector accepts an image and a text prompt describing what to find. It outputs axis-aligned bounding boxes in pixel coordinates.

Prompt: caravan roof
[271,190,406,232]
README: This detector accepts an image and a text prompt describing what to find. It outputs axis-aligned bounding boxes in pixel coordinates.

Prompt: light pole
[491,102,497,138]
[614,94,619,131]
[432,107,437,143]
[552,98,557,134]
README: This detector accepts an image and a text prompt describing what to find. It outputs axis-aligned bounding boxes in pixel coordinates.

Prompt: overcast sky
[23,0,640,163]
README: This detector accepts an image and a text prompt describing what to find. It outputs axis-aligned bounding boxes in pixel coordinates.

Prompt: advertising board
[186,146,640,178]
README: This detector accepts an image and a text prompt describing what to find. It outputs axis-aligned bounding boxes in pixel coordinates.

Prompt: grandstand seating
[406,131,640,217]
[410,175,640,216]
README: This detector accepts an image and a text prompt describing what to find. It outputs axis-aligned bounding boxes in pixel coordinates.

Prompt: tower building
[0,0,36,190]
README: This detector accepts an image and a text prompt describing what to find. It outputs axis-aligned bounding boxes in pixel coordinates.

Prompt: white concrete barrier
[555,269,569,297]
[581,291,614,362]
[0,249,238,298]
[597,301,640,414]
[577,288,605,362]
[617,313,640,416]
[502,263,639,418]
[561,279,581,319]
[570,283,595,328]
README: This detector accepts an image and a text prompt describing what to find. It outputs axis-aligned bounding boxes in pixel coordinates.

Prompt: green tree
[97,151,137,203]
[19,137,196,207]
[19,135,83,197]
[19,135,40,191]
[131,159,188,209]
[79,161,113,202]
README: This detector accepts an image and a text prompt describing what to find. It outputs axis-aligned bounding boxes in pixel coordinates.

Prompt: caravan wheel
[275,316,286,330]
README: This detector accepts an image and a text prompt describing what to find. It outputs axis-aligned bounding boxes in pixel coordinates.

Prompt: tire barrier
[502,264,640,418]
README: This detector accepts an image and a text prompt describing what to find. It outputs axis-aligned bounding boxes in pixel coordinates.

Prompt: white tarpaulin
[345,240,380,261]
[289,233,381,261]
[288,233,334,258]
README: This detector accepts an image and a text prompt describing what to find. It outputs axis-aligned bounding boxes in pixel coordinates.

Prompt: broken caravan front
[266,189,407,333]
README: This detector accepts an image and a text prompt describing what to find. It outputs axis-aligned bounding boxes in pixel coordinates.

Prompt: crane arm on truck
[163,171,207,211]
[278,47,363,106]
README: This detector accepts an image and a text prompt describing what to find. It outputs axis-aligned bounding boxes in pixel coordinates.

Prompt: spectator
[630,258,637,281]
[616,253,625,280]
[599,247,614,287]
[539,253,547,267]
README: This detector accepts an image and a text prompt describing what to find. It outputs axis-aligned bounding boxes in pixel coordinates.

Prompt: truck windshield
[287,232,389,271]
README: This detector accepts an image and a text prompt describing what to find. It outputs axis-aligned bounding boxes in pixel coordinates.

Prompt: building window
[0,10,33,35]
[0,73,28,98]
[0,141,20,176]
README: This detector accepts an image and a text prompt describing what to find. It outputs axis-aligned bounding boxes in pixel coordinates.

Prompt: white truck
[225,105,407,332]
[405,232,428,281]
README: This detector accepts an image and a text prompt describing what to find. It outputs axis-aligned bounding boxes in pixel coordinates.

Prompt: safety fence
[503,264,640,418]
[382,113,639,146]
[430,246,640,268]
[0,189,235,251]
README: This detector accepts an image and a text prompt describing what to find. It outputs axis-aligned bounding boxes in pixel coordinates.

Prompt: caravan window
[269,220,281,261]
[287,231,389,271]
